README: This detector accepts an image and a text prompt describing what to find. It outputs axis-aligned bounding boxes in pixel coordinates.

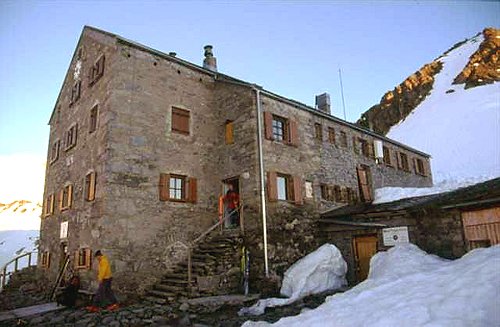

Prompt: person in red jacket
[224,184,240,227]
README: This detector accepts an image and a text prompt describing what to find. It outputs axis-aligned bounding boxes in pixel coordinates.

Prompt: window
[360,139,372,157]
[347,188,358,204]
[172,107,190,135]
[70,80,81,106]
[264,112,298,146]
[352,137,359,154]
[314,123,323,141]
[85,172,96,201]
[398,152,410,171]
[43,194,55,217]
[328,127,336,144]
[334,185,343,202]
[40,251,50,269]
[414,158,426,176]
[320,184,334,201]
[225,120,234,144]
[59,184,73,211]
[272,116,288,142]
[340,131,348,147]
[65,124,78,151]
[383,146,392,166]
[75,248,92,270]
[89,105,98,133]
[89,55,105,86]
[159,173,197,203]
[50,140,61,164]
[267,171,302,204]
[305,181,313,198]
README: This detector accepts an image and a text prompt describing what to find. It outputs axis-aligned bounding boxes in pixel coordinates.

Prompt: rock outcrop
[453,27,500,89]
[357,61,442,135]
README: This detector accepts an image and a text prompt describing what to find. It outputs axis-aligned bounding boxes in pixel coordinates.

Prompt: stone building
[39,26,432,297]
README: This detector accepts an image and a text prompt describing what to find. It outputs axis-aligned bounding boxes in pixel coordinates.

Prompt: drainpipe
[254,88,269,277]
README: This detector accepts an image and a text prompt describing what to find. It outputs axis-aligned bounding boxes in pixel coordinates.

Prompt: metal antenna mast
[338,68,347,121]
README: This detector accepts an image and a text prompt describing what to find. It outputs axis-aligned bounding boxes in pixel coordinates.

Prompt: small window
[85,172,97,201]
[50,140,61,164]
[383,146,392,166]
[415,158,426,176]
[334,185,343,202]
[305,181,313,198]
[340,131,348,147]
[321,184,334,201]
[75,248,92,270]
[70,81,81,105]
[328,127,336,144]
[347,188,358,204]
[225,120,234,144]
[89,55,105,86]
[172,107,190,135]
[314,123,323,141]
[60,184,73,211]
[169,175,186,200]
[398,152,410,171]
[40,251,51,269]
[89,105,98,133]
[43,194,55,217]
[272,116,288,142]
[360,139,371,157]
[352,137,359,154]
[277,174,290,201]
[65,124,78,151]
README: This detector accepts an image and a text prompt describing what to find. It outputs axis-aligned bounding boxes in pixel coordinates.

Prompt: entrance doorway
[221,177,240,228]
[59,242,68,269]
[357,165,373,202]
[353,235,378,282]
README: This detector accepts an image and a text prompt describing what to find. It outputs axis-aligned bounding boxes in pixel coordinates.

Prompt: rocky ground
[0,289,344,326]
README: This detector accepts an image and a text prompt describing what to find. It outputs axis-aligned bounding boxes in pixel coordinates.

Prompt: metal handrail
[0,251,38,292]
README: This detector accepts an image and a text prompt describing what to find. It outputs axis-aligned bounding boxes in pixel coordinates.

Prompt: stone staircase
[146,230,243,304]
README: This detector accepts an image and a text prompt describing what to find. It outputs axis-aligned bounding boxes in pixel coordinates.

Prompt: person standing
[224,184,240,227]
[87,250,119,312]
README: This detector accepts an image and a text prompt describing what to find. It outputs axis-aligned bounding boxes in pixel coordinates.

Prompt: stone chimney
[203,45,217,72]
[315,93,331,115]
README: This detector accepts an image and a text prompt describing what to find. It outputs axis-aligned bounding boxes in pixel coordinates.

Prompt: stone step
[195,248,230,254]
[147,289,177,299]
[154,283,189,294]
[161,277,190,285]
[191,253,217,261]
[162,272,189,280]
[144,296,168,304]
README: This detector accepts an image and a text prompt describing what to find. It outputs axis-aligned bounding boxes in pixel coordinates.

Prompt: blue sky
[0,0,498,159]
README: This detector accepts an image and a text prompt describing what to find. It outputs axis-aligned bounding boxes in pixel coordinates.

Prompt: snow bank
[239,244,347,316]
[373,175,493,204]
[243,244,500,327]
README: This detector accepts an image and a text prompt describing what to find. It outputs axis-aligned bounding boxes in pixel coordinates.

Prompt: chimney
[203,45,217,72]
[315,93,331,115]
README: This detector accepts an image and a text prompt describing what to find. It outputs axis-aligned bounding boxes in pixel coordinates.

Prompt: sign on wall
[382,226,409,246]
[60,221,68,239]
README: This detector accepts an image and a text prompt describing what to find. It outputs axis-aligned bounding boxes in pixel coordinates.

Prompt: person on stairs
[223,183,240,228]
[86,250,119,312]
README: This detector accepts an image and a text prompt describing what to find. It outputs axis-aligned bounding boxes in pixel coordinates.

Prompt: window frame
[75,248,92,270]
[314,123,323,141]
[65,124,78,151]
[398,152,410,172]
[69,80,81,106]
[40,251,51,269]
[171,107,191,135]
[89,105,99,134]
[85,171,97,202]
[328,127,336,144]
[272,115,288,142]
[43,194,55,217]
[415,158,426,176]
[89,55,105,86]
[60,184,73,211]
[50,139,61,164]
[276,173,291,201]
[383,146,392,166]
[340,131,348,148]
[169,174,186,201]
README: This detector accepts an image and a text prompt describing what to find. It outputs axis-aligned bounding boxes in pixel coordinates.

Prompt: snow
[239,244,347,316]
[374,34,500,204]
[243,244,500,327]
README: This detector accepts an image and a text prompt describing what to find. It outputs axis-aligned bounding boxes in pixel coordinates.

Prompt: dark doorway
[222,177,240,228]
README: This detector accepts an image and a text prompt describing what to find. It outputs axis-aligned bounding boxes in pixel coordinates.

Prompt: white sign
[382,226,409,246]
[60,221,68,239]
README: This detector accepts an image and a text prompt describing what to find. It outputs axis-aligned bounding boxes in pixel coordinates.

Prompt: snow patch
[243,244,500,327]
[239,244,347,316]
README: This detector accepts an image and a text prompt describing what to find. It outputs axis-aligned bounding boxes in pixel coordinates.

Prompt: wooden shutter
[187,177,198,203]
[357,167,373,202]
[88,172,96,201]
[67,185,73,208]
[225,121,234,144]
[59,190,64,210]
[289,119,299,147]
[413,158,418,173]
[46,252,51,268]
[49,194,54,215]
[74,250,79,269]
[97,55,105,77]
[368,143,375,158]
[159,173,169,201]
[267,171,278,202]
[85,249,92,269]
[264,111,274,140]
[172,108,190,135]
[292,176,303,205]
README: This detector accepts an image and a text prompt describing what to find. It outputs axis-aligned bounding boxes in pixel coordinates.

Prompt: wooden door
[462,207,500,250]
[353,235,378,281]
[357,166,373,202]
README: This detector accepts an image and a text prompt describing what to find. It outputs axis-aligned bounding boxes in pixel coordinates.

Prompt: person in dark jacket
[56,275,80,307]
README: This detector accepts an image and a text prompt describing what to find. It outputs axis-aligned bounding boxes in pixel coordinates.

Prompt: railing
[0,251,38,292]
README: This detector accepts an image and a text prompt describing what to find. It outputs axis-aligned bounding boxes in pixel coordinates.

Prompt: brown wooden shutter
[225,121,234,144]
[368,142,375,158]
[187,177,198,203]
[264,111,274,140]
[267,171,278,202]
[89,172,96,201]
[74,250,79,269]
[289,119,299,147]
[292,176,303,205]
[59,190,64,210]
[413,158,418,173]
[357,167,373,202]
[85,249,92,269]
[47,252,51,268]
[49,194,54,215]
[159,173,169,201]
[67,185,73,208]
[396,152,402,169]
[98,55,105,77]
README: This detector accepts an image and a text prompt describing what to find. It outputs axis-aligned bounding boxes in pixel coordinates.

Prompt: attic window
[89,55,105,86]
[314,123,323,141]
[414,158,426,176]
[328,127,336,144]
[398,152,410,172]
